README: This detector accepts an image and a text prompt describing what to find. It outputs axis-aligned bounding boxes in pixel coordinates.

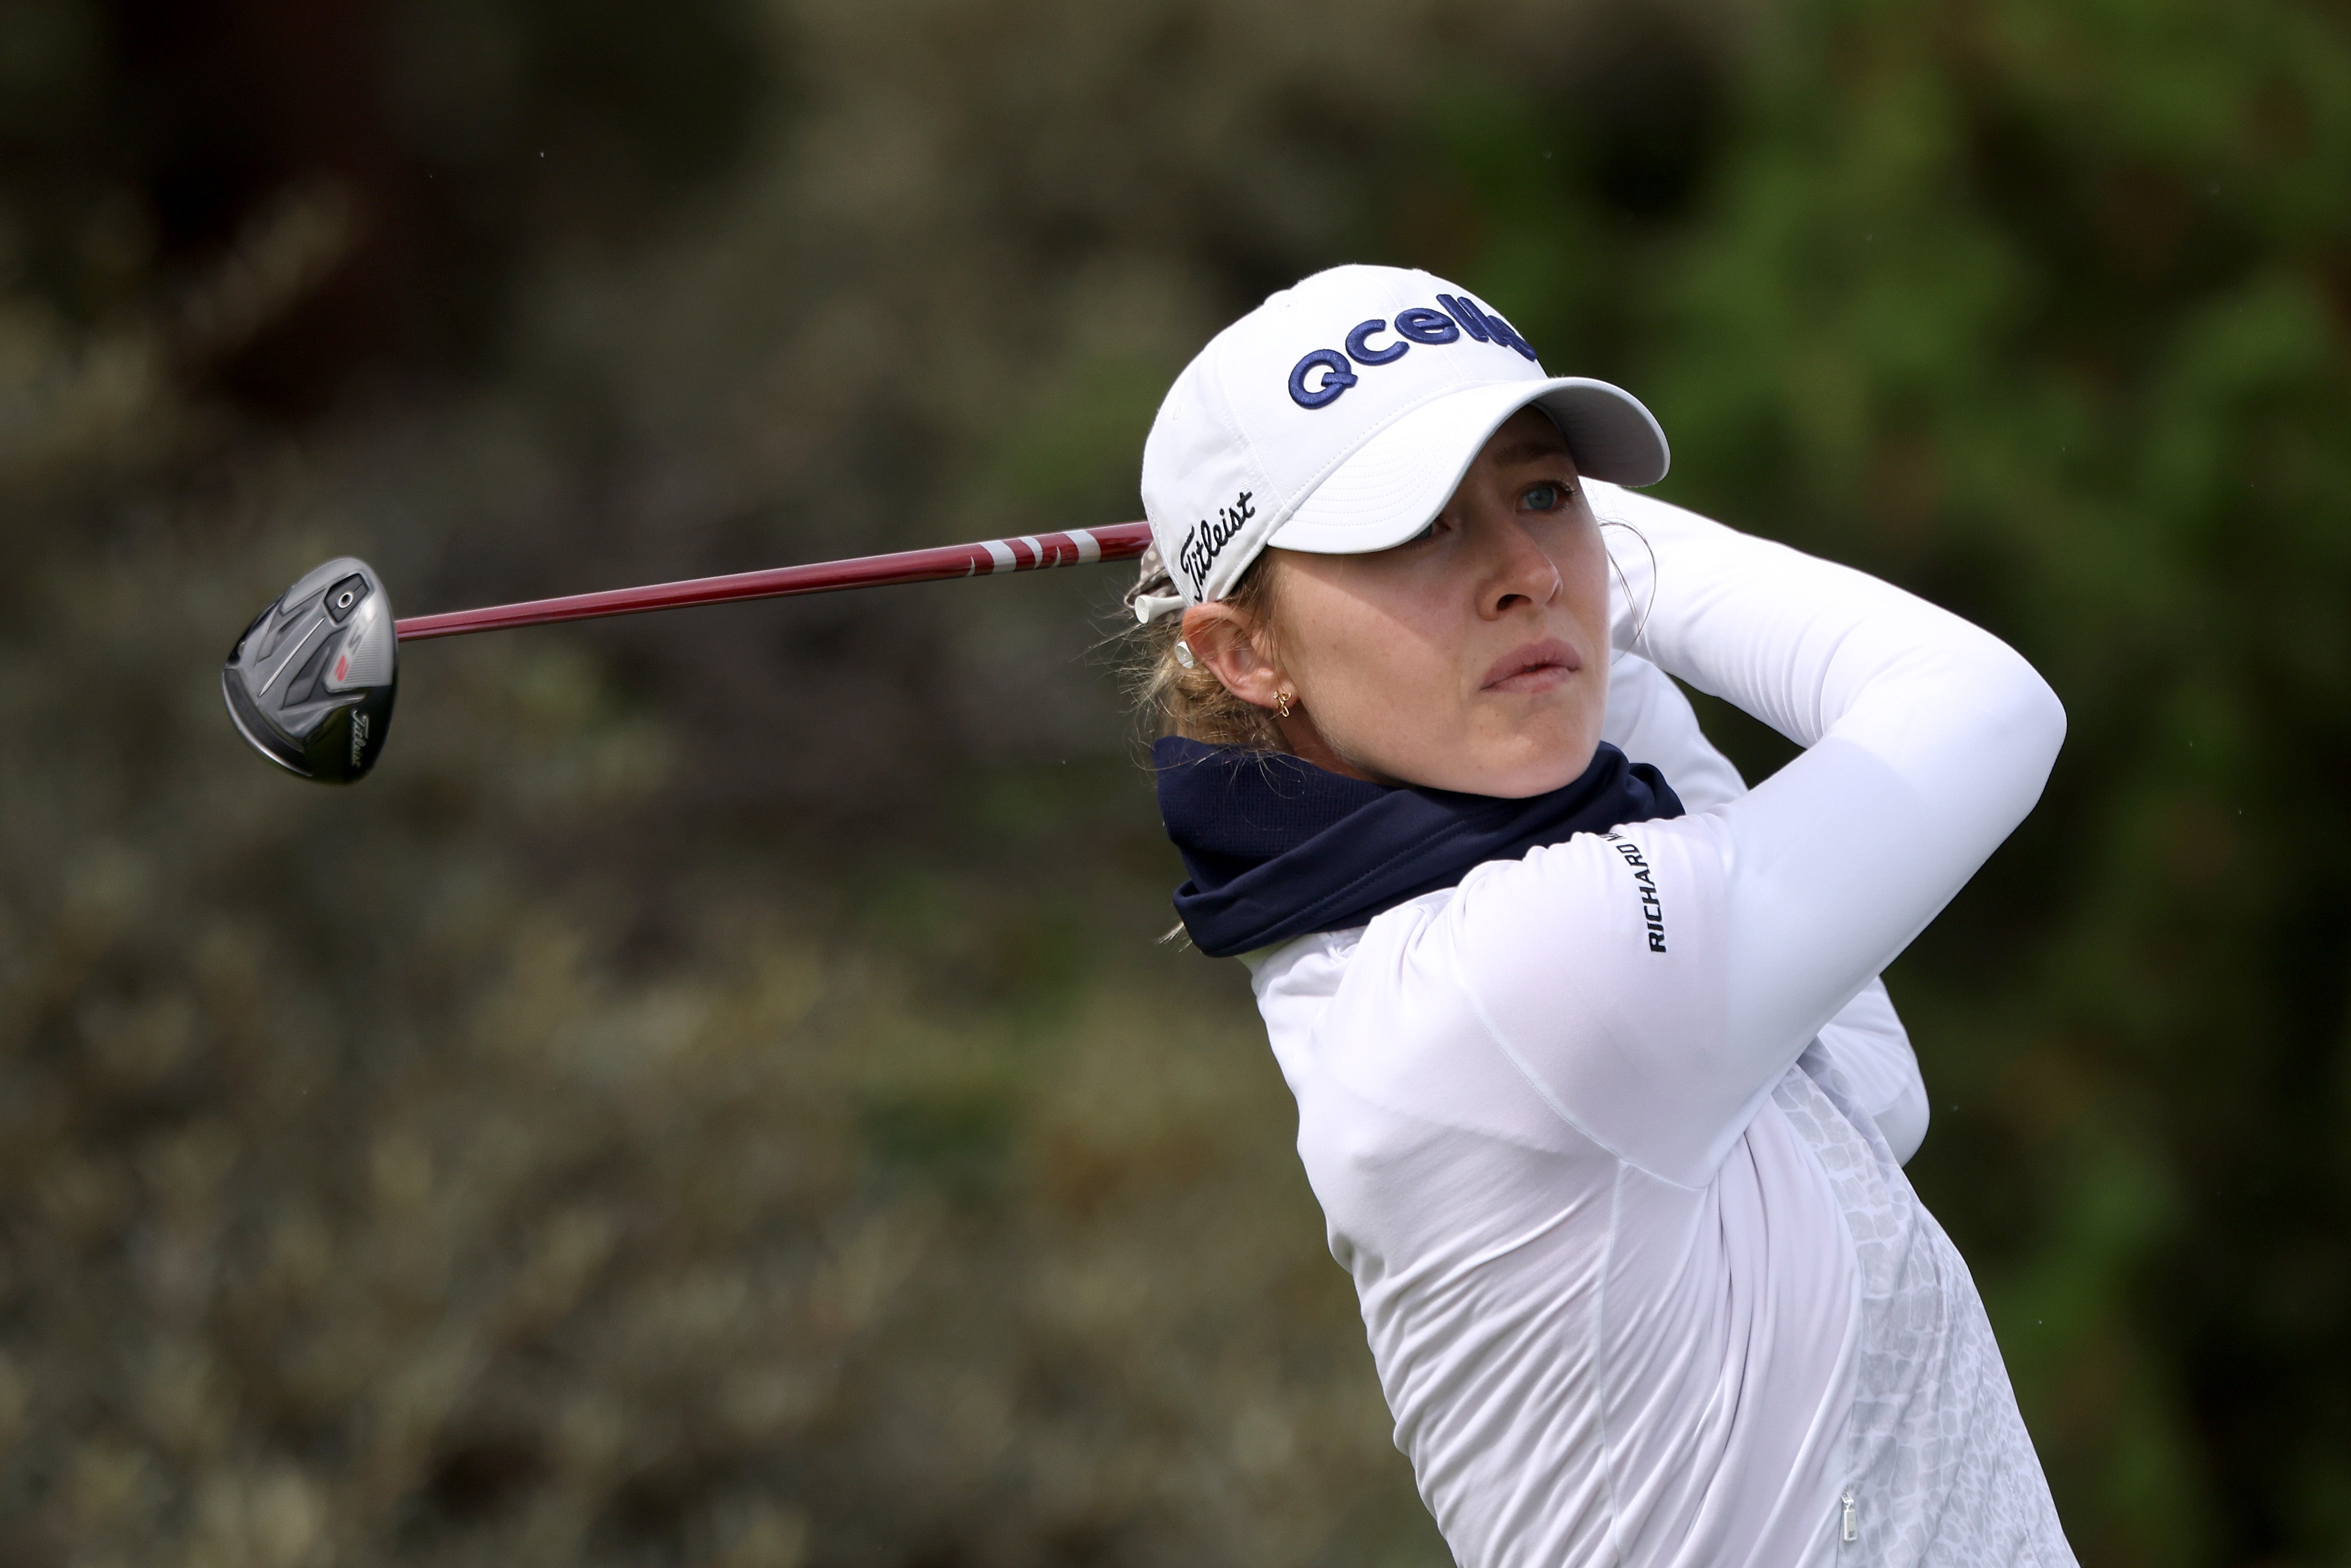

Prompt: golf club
[223,522,1153,784]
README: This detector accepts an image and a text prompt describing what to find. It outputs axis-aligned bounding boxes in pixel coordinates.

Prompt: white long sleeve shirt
[1242,484,2074,1568]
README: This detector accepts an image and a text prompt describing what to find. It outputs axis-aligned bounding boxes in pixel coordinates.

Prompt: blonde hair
[1124,552,1288,751]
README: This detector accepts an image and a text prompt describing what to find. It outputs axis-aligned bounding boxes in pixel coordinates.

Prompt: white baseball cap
[1133,264,1668,621]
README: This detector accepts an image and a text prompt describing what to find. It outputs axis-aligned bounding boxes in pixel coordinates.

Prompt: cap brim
[1269,377,1669,556]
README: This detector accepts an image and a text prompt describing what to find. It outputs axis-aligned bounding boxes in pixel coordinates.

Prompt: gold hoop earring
[1276,690,1293,719]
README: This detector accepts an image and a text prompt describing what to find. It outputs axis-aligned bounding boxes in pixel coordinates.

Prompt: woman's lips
[1481,637,1583,694]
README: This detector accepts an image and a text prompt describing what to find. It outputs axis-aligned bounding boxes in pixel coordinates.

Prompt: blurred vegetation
[1,0,2346,1564]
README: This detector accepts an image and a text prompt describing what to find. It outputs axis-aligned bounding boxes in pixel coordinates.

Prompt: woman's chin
[1334,705,1604,798]
[1484,758,1599,798]
[1405,739,1600,799]
[1465,720,1603,797]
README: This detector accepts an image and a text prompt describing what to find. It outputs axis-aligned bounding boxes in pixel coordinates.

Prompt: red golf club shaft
[394,522,1154,642]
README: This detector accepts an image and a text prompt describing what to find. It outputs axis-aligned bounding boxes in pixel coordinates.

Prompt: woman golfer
[1126,265,2073,1567]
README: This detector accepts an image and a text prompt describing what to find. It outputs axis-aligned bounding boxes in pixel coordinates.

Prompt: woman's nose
[1478,519,1563,620]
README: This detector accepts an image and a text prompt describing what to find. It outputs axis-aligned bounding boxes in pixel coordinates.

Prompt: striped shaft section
[914,531,1102,577]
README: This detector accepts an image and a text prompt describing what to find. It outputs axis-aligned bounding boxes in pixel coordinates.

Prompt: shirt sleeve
[1810,978,1929,1164]
[1600,652,1749,812]
[1427,486,2062,1185]
[1603,653,1931,1164]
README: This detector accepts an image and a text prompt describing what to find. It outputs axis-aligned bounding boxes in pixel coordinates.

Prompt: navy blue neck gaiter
[1153,736,1683,958]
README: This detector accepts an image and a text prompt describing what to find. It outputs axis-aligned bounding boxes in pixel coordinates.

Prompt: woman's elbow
[1977,646,2068,790]
[2011,660,2067,771]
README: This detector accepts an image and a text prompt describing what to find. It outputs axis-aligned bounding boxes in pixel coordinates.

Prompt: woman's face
[1184,408,1614,798]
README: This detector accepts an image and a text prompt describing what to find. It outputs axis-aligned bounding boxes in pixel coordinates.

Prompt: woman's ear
[1181,602,1283,711]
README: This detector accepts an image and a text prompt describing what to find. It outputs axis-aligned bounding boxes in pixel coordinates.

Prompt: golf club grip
[394,523,1155,642]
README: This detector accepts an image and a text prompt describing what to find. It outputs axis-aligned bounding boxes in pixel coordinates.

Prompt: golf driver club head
[222,556,398,783]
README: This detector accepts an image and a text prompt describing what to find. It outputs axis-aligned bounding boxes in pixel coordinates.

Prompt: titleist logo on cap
[1177,490,1255,594]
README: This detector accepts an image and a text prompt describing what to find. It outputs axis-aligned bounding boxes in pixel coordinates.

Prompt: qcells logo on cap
[1288,292,1539,410]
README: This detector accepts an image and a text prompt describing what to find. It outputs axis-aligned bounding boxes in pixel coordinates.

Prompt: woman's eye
[1401,521,1439,546]
[1521,482,1570,512]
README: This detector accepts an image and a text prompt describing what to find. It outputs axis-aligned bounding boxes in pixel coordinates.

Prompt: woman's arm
[1423,486,2060,1184]
[1600,481,2064,1041]
[1603,653,1931,1163]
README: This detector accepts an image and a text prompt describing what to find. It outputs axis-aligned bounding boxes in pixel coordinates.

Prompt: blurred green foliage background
[1,0,2347,1563]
